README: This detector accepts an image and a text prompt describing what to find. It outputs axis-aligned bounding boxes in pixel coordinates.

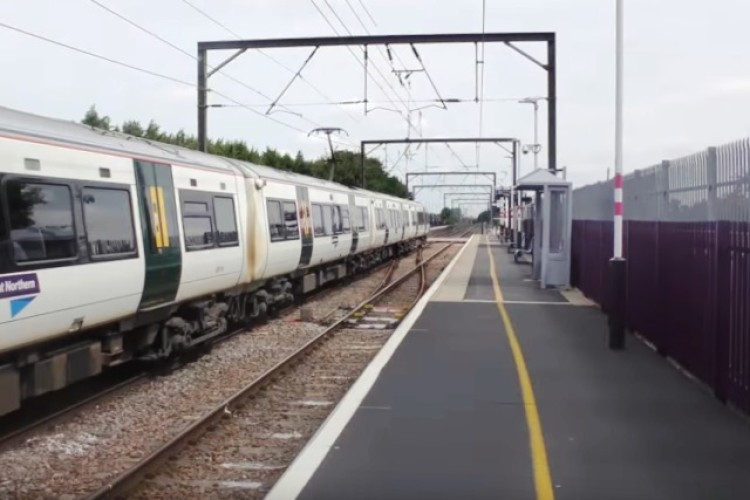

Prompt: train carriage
[0,105,429,416]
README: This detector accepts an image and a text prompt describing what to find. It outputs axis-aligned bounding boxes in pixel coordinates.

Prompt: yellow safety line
[485,236,555,500]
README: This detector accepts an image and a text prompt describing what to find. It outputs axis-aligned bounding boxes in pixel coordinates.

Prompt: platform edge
[264,237,475,500]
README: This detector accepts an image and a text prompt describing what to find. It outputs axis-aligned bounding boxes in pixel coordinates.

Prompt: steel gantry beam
[196,33,556,173]
[412,184,493,190]
[361,137,518,191]
[407,171,496,189]
[444,192,495,205]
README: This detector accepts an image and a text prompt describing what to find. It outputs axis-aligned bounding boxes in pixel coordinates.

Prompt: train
[0,106,429,416]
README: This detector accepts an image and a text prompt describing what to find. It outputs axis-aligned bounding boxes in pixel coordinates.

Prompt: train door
[383,205,389,245]
[348,194,358,254]
[296,186,313,267]
[400,204,406,240]
[134,161,182,309]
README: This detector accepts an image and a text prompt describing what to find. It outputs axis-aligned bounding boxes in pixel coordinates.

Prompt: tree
[82,105,111,131]
[440,207,460,224]
[79,107,410,198]
[121,120,144,137]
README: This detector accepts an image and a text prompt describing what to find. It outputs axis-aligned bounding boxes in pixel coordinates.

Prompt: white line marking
[503,301,574,306]
[264,236,474,500]
[461,299,497,303]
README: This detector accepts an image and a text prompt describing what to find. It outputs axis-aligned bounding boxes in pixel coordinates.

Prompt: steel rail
[86,241,456,500]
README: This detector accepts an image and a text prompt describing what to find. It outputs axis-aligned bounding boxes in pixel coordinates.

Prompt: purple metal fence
[572,220,750,414]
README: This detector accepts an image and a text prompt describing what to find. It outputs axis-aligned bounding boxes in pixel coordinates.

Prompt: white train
[0,106,429,416]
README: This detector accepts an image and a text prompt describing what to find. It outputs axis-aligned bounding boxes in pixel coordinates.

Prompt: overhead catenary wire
[335,0,459,175]
[0,20,355,146]
[356,0,378,26]
[410,44,447,109]
[311,0,418,132]
[319,0,410,102]
[445,143,472,170]
[343,0,409,81]
[86,0,332,133]
[178,0,360,123]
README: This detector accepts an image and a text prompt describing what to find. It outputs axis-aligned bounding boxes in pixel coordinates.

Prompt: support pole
[547,37,557,173]
[515,140,522,249]
[510,141,517,244]
[197,47,208,153]
[533,100,539,170]
[609,0,626,350]
[360,142,366,189]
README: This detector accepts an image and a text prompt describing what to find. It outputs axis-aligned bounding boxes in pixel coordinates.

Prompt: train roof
[0,106,418,205]
[0,106,237,173]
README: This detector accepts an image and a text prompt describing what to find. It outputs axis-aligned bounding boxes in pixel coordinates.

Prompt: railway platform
[268,235,750,500]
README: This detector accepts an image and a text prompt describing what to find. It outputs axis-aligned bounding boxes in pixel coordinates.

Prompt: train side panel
[0,138,144,354]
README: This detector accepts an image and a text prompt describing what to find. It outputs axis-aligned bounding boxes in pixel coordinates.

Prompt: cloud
[715,77,750,96]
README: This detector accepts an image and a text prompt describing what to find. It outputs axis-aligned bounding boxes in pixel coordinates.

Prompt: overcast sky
[1,0,749,215]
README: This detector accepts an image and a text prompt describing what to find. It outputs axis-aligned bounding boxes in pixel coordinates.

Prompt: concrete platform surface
[268,235,750,500]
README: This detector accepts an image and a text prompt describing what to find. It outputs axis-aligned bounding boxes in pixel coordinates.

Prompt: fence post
[714,220,730,403]
[658,160,670,220]
[653,160,670,356]
[707,147,717,222]
[707,146,728,402]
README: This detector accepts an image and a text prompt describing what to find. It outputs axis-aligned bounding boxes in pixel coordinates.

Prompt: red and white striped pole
[609,0,626,350]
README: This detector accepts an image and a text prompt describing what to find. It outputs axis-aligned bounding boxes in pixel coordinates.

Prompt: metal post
[706,147,717,222]
[360,142,366,189]
[197,47,208,153]
[533,100,539,170]
[515,140,522,249]
[609,0,626,350]
[547,37,557,173]
[510,141,517,244]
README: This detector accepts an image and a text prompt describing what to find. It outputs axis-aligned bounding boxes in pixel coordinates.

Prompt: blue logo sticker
[10,296,36,318]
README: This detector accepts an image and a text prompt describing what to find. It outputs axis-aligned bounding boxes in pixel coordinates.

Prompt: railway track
[429,224,478,238]
[0,245,426,454]
[85,242,457,499]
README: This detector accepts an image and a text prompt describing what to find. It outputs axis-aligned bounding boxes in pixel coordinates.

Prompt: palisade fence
[571,139,750,415]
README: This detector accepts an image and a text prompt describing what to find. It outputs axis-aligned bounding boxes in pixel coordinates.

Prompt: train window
[183,201,208,214]
[183,216,214,249]
[403,210,409,227]
[340,206,350,233]
[357,207,368,231]
[323,205,333,235]
[266,200,284,242]
[283,201,299,240]
[214,197,238,245]
[7,180,77,263]
[312,204,325,236]
[82,187,137,258]
[376,208,386,230]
